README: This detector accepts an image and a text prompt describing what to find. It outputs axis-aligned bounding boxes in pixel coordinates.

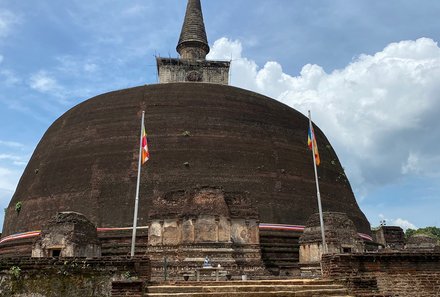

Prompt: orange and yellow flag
[141,124,149,164]
[308,125,320,166]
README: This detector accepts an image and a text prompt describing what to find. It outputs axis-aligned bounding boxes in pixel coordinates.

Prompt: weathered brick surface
[3,83,371,240]
[0,257,150,297]
[112,281,144,297]
[322,252,440,297]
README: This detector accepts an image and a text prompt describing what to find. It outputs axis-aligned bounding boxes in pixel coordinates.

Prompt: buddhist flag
[141,124,149,164]
[308,125,320,166]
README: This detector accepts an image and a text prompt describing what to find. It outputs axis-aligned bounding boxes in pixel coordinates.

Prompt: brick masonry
[322,252,440,297]
[111,281,144,297]
[0,257,150,297]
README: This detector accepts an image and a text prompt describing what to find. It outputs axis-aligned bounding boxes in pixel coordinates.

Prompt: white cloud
[28,71,73,106]
[0,69,20,86]
[378,214,416,231]
[55,55,99,75]
[0,154,21,161]
[84,63,98,73]
[401,152,421,174]
[392,218,417,231]
[0,140,24,149]
[0,167,20,194]
[29,71,60,93]
[0,10,20,38]
[209,37,440,194]
[122,4,151,16]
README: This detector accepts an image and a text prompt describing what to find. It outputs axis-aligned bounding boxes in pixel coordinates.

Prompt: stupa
[0,0,371,277]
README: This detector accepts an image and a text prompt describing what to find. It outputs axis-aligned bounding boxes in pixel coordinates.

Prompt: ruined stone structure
[2,1,440,296]
[0,257,150,297]
[0,0,370,279]
[322,253,440,297]
[406,234,440,251]
[147,187,259,246]
[372,225,405,249]
[146,187,264,277]
[299,212,364,275]
[32,212,101,258]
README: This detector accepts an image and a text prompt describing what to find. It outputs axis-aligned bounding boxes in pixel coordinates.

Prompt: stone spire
[156,0,229,84]
[177,0,210,60]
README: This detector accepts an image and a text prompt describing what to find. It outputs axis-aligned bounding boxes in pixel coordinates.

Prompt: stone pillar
[215,216,220,242]
[182,218,195,244]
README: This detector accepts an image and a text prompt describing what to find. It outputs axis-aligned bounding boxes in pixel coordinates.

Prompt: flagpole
[308,110,327,254]
[131,111,145,258]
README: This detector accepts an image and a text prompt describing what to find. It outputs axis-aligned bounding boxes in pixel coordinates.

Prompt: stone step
[156,280,337,286]
[260,239,299,245]
[146,289,351,297]
[261,245,299,251]
[263,256,299,262]
[263,260,299,266]
[145,279,353,297]
[263,257,298,261]
[148,284,346,293]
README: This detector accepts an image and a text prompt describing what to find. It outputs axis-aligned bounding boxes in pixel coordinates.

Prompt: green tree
[405,226,440,240]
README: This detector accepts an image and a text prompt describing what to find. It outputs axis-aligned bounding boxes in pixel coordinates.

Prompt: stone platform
[145,279,353,297]
[148,242,268,281]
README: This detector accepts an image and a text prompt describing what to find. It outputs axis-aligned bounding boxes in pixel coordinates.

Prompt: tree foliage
[405,226,440,240]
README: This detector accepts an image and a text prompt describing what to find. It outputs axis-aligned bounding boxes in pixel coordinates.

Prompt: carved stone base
[147,242,268,280]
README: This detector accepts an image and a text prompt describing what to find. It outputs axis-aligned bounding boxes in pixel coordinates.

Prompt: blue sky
[1,0,440,232]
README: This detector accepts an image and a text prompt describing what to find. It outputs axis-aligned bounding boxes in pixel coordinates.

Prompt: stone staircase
[260,229,302,276]
[145,279,353,297]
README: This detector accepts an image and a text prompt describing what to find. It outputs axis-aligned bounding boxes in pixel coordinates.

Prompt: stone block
[148,221,163,246]
[299,244,322,264]
[231,219,249,244]
[218,217,231,242]
[194,215,217,242]
[247,220,260,244]
[181,219,195,244]
[162,219,180,246]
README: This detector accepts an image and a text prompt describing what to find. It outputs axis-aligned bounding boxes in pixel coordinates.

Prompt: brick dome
[2,83,370,237]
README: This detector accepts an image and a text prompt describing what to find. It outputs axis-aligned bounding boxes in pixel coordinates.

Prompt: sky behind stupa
[1,0,440,231]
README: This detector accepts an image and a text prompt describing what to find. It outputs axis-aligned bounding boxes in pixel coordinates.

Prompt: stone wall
[0,230,149,258]
[0,257,150,297]
[148,217,259,247]
[322,253,440,297]
[157,58,230,84]
[99,229,149,257]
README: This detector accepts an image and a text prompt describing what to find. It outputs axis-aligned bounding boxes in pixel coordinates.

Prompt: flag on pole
[308,125,321,166]
[307,110,327,256]
[141,124,149,164]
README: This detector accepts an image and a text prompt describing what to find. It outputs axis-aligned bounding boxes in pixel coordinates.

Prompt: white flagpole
[131,111,145,257]
[308,110,327,254]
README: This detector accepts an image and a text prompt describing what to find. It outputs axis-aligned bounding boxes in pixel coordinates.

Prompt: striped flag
[141,124,149,164]
[308,125,320,166]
